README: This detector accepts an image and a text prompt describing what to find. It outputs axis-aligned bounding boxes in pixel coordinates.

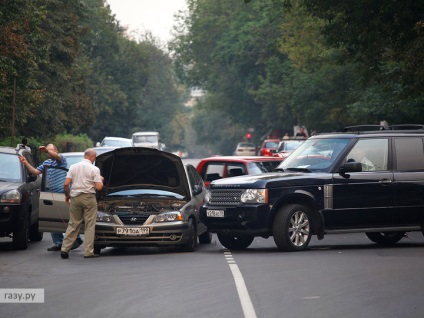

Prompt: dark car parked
[200,126,424,251]
[0,146,43,249]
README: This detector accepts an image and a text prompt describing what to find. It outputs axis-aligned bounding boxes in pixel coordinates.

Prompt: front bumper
[94,221,190,248]
[199,204,271,236]
[0,204,26,236]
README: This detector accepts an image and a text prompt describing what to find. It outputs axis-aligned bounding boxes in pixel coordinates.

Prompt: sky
[106,0,188,43]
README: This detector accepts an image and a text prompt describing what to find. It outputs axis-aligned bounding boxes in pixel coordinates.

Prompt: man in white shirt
[60,148,104,259]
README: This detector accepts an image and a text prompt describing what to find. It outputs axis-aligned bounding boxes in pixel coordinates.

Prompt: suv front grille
[209,190,243,206]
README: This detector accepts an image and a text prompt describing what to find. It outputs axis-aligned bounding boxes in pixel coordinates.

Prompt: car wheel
[13,215,29,250]
[365,232,405,245]
[273,204,311,251]
[217,234,254,250]
[198,230,212,244]
[29,221,43,242]
[181,219,198,252]
[94,245,102,255]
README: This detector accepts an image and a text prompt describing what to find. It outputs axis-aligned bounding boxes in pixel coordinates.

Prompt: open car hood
[95,147,191,199]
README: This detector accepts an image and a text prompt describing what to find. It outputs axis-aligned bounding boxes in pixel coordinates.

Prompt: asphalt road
[1,232,424,318]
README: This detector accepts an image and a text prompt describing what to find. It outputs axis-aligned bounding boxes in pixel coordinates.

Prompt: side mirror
[96,142,100,147]
[339,161,362,178]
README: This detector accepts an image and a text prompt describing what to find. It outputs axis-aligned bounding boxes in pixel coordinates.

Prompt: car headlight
[240,189,268,204]
[96,211,114,223]
[204,190,211,204]
[1,189,21,203]
[155,211,183,222]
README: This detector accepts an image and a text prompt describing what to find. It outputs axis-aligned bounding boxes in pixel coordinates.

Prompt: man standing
[20,144,83,251]
[61,148,104,259]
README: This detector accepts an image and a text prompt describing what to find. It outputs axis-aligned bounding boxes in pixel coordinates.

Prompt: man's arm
[64,177,72,203]
[19,156,41,176]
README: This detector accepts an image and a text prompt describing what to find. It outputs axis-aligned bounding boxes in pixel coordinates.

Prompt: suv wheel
[181,219,198,252]
[273,204,311,251]
[365,232,405,245]
[217,234,254,250]
[13,215,29,250]
[29,221,43,242]
[198,230,212,244]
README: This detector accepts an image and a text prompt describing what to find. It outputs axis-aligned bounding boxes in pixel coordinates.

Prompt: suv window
[345,139,389,171]
[394,137,424,170]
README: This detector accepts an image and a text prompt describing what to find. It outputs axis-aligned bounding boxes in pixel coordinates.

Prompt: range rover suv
[200,126,424,251]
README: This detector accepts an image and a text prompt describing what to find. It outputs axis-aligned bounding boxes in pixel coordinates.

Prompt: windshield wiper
[274,168,284,172]
[285,167,311,173]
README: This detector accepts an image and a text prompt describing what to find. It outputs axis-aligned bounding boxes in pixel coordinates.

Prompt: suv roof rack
[341,125,387,132]
[388,124,424,130]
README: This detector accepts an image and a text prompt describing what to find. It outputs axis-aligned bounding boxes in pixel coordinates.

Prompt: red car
[258,139,280,156]
[196,156,283,187]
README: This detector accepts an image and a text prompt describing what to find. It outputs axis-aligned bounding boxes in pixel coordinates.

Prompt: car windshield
[278,138,350,171]
[0,153,21,182]
[264,141,278,148]
[133,135,158,143]
[101,139,131,147]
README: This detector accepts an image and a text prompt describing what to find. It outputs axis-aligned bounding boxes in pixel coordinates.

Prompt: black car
[0,146,43,249]
[200,126,424,251]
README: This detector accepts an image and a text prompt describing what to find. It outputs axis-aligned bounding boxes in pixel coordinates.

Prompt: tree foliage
[0,0,185,149]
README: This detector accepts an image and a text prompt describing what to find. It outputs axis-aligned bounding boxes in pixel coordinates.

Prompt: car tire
[94,245,102,255]
[198,230,212,244]
[29,221,43,242]
[13,215,29,250]
[217,234,254,250]
[273,204,312,251]
[365,232,405,245]
[181,219,198,252]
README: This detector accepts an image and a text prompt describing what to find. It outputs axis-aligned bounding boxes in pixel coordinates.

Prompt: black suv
[0,146,43,249]
[200,126,424,251]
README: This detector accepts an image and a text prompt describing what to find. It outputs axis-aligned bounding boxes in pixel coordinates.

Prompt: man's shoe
[84,254,100,258]
[71,239,84,250]
[60,251,69,259]
[47,245,62,251]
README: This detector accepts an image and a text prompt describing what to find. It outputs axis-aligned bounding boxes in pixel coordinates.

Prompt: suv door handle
[379,179,393,185]
[43,200,54,205]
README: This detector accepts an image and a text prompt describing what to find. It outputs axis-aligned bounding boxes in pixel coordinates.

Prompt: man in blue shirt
[20,144,83,251]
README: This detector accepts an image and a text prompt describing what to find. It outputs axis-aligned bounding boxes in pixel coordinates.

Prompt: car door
[39,165,72,233]
[329,138,394,228]
[186,164,207,233]
[392,137,424,225]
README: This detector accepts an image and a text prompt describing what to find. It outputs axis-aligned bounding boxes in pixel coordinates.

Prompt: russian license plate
[116,227,149,236]
[206,209,225,218]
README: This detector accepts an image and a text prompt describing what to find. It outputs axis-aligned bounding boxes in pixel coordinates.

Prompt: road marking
[223,249,257,318]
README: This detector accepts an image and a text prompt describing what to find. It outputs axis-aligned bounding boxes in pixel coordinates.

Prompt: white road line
[224,250,257,318]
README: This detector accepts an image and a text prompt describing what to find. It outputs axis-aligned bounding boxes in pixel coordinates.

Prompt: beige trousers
[61,193,97,256]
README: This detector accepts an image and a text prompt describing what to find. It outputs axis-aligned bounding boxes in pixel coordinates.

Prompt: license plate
[206,209,225,218]
[116,227,149,236]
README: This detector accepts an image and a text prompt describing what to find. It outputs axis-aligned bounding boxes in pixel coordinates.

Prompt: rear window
[394,138,424,170]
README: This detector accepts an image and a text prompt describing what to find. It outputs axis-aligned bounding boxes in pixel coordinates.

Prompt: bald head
[84,148,97,163]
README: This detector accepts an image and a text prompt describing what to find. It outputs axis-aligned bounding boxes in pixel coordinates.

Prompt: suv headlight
[240,189,268,204]
[96,211,114,223]
[1,189,21,203]
[155,211,183,222]
[204,190,211,204]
